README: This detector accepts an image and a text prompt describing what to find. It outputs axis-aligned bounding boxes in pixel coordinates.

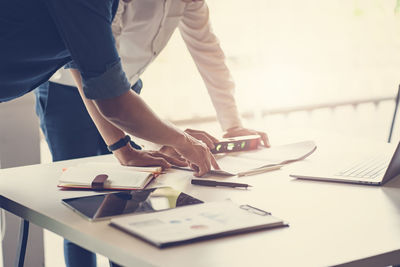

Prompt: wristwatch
[107,135,131,152]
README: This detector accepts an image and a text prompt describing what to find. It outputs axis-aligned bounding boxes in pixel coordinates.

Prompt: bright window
[140,0,400,121]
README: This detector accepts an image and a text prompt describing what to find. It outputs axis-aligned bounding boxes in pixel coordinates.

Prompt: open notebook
[211,140,317,176]
[59,162,162,190]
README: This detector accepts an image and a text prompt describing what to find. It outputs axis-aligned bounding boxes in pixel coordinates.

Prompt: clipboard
[110,200,288,248]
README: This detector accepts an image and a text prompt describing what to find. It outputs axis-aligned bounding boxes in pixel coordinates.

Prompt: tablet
[62,187,203,221]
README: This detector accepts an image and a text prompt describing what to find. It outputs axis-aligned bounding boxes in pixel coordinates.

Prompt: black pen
[191,179,252,189]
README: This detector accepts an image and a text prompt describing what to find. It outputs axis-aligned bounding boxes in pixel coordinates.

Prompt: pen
[237,164,283,177]
[191,179,252,188]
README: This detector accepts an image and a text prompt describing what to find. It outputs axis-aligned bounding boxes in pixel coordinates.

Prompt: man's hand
[159,146,183,161]
[113,143,188,170]
[160,128,220,166]
[184,128,219,149]
[173,132,220,177]
[224,126,270,148]
[160,129,220,176]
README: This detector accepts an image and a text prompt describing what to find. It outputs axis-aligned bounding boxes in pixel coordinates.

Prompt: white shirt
[51,0,242,131]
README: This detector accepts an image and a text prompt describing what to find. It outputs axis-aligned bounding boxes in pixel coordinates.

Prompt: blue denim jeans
[35,81,111,161]
[35,80,142,267]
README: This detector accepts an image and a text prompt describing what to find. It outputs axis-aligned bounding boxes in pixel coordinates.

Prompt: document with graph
[110,200,287,248]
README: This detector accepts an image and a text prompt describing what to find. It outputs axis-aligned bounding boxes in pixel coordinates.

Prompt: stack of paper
[213,140,317,176]
[59,162,162,190]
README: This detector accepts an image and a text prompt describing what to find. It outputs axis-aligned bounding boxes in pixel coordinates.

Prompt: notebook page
[215,141,316,175]
[234,141,316,163]
[81,162,162,173]
[60,166,152,188]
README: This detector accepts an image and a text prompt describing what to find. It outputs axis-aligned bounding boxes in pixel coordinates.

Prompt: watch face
[62,187,203,221]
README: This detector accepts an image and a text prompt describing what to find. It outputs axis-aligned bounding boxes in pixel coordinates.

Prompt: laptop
[290,142,400,185]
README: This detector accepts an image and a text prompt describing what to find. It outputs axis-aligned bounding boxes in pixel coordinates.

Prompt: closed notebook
[59,162,162,190]
[110,200,288,248]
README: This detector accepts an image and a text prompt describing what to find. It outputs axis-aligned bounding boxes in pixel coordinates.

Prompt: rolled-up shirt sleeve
[179,1,243,131]
[43,0,131,99]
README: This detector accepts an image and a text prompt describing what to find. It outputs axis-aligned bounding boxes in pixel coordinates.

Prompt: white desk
[1,143,400,267]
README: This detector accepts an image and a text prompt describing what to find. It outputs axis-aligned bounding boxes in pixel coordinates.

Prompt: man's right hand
[173,132,219,177]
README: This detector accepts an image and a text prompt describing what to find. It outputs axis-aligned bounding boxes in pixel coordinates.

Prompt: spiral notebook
[110,200,288,248]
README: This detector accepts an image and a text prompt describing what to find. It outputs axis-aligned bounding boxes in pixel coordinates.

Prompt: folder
[110,200,288,248]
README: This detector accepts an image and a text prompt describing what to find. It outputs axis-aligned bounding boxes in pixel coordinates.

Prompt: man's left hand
[223,126,270,148]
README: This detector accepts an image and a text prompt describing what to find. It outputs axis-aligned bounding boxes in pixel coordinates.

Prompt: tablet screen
[62,187,203,221]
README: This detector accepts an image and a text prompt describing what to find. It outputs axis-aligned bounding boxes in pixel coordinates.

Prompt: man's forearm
[70,69,187,149]
[70,69,126,146]
[93,90,187,148]
[179,2,242,131]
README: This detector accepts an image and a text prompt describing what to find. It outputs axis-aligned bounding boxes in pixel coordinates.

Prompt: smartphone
[211,135,261,154]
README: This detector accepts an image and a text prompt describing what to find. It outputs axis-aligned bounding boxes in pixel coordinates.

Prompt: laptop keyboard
[335,155,389,179]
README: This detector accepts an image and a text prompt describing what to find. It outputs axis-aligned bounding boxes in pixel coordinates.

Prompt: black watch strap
[107,135,131,152]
